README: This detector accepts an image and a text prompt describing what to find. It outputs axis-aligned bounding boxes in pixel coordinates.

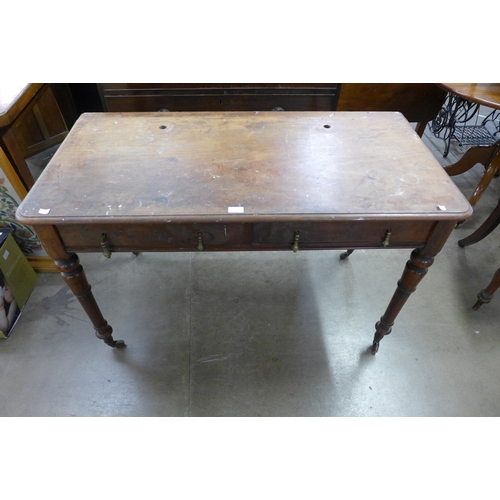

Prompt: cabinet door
[11,85,72,158]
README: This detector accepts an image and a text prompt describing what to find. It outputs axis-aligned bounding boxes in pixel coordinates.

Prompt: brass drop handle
[197,232,204,251]
[101,233,111,258]
[291,231,300,252]
[382,229,392,247]
[272,107,284,111]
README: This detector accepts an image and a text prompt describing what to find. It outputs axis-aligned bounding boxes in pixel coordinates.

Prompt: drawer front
[252,221,436,249]
[58,223,246,252]
[57,220,435,253]
[99,85,339,112]
[103,94,337,112]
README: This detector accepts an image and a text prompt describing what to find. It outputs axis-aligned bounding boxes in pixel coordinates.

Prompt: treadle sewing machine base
[17,112,472,355]
[430,84,500,212]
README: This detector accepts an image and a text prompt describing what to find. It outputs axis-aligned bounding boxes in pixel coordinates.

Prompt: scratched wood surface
[17,112,472,224]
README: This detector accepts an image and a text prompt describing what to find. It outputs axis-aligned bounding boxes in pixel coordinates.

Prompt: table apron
[55,220,437,253]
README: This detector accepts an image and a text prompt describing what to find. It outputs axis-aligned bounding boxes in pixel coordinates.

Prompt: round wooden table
[438,83,500,109]
[433,84,500,212]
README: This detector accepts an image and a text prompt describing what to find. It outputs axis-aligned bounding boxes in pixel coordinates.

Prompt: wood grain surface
[17,111,472,224]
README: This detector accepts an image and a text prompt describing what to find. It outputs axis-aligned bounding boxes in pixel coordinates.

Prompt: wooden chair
[458,195,500,310]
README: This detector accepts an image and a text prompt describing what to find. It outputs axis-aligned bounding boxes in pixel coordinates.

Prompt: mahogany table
[16,112,472,354]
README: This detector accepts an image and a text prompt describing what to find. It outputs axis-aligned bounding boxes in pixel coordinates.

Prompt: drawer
[98,84,339,112]
[252,221,436,249]
[58,223,246,252]
[103,94,337,112]
[57,220,436,254]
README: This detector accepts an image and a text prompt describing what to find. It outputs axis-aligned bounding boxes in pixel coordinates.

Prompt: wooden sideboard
[97,84,340,112]
[336,83,448,136]
[96,83,446,137]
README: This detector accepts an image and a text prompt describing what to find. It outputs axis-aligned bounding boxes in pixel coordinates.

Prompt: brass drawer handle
[101,233,111,258]
[197,232,204,251]
[272,107,284,111]
[382,229,392,247]
[291,230,300,252]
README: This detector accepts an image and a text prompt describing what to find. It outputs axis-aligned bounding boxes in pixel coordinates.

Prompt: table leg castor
[340,249,354,260]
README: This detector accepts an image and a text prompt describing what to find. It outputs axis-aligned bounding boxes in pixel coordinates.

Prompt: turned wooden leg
[371,221,456,354]
[32,225,125,348]
[55,253,125,348]
[372,248,435,353]
[473,268,500,310]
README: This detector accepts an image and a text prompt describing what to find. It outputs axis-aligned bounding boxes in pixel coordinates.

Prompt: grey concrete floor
[2,122,500,416]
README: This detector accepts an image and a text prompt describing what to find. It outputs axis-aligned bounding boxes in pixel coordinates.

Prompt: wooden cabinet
[0,83,77,189]
[98,84,339,112]
[336,83,447,135]
[10,84,74,158]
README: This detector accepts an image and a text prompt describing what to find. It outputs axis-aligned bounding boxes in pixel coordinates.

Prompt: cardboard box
[0,229,38,339]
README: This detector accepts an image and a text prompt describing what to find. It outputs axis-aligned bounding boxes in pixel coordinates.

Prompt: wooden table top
[17,112,472,225]
[438,84,500,110]
[0,83,43,128]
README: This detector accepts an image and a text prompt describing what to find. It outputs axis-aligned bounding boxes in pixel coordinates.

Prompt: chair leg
[459,196,500,247]
[473,268,500,310]
[444,144,498,177]
[468,149,500,209]
[339,249,354,260]
[415,121,426,137]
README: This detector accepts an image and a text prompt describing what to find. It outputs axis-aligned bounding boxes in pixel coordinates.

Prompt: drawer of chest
[252,221,436,249]
[103,93,337,112]
[57,223,246,252]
